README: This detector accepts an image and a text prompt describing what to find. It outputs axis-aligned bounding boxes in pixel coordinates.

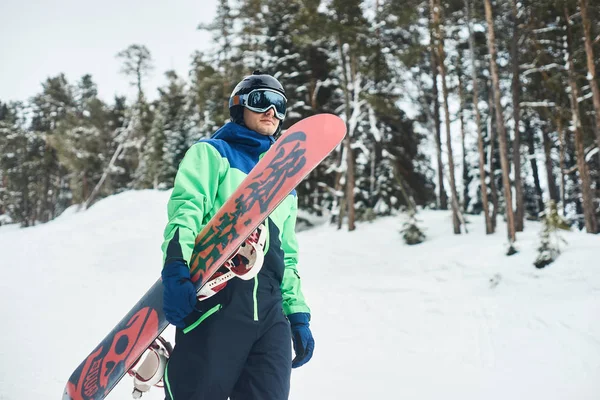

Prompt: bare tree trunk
[433,0,461,234]
[525,32,568,215]
[579,0,600,152]
[556,115,567,215]
[136,65,144,104]
[51,169,62,220]
[31,182,39,226]
[0,174,7,216]
[488,80,499,231]
[41,145,55,223]
[223,79,230,117]
[393,162,417,213]
[23,186,30,227]
[332,144,345,226]
[484,0,517,244]
[541,122,560,204]
[457,56,470,213]
[337,197,346,230]
[83,173,89,203]
[370,142,376,207]
[337,37,356,231]
[41,174,49,224]
[429,2,448,210]
[524,120,544,215]
[85,141,126,210]
[467,0,493,234]
[309,79,318,110]
[511,0,524,232]
[564,7,598,234]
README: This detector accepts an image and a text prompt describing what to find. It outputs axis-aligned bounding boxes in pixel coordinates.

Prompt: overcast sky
[0,0,217,103]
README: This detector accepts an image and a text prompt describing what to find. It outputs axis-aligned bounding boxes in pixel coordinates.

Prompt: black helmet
[229,70,287,134]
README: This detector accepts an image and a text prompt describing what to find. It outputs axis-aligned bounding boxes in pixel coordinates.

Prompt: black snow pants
[163,275,292,400]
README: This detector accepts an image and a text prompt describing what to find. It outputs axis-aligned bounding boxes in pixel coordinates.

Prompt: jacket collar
[211,122,275,156]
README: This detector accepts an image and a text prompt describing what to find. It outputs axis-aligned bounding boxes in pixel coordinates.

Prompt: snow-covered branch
[562,145,599,174]
[578,92,593,103]
[311,80,323,110]
[368,105,382,142]
[316,181,344,198]
[532,25,560,34]
[521,63,565,77]
[536,39,557,45]
[585,146,599,163]
[352,141,370,156]
[347,71,368,138]
[519,101,556,108]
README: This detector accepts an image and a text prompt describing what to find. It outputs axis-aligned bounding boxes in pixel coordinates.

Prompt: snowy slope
[0,190,599,400]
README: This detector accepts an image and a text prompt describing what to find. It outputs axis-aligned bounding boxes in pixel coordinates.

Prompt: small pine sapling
[534,201,570,269]
[400,208,426,245]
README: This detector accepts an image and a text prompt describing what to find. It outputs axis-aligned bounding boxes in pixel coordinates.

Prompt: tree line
[1,0,598,249]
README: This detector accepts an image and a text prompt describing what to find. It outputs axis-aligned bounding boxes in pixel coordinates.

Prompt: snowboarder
[160,70,315,400]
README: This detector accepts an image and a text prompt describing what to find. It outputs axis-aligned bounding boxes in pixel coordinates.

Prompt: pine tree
[534,200,570,268]
[0,101,21,225]
[262,0,339,216]
[0,101,48,226]
[236,0,269,68]
[400,208,426,245]
[189,54,230,136]
[520,2,575,217]
[116,44,155,189]
[29,74,77,222]
[563,4,598,234]
[158,70,192,187]
[196,0,237,128]
[84,96,131,209]
[98,96,130,195]
[50,75,112,205]
[116,44,153,104]
[368,0,435,214]
[327,0,371,231]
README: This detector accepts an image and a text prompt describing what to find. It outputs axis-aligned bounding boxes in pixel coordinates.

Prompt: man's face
[243,107,279,136]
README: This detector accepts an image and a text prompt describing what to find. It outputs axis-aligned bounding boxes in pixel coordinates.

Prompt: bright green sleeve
[280,196,311,316]
[161,142,227,265]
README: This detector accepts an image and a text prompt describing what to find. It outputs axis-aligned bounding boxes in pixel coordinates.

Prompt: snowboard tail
[64,280,168,400]
[63,114,346,399]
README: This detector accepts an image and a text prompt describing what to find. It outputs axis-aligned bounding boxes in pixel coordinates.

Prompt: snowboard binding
[128,336,173,398]
[197,222,267,300]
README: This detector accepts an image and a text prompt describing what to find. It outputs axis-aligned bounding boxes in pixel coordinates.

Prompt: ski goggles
[230,88,287,120]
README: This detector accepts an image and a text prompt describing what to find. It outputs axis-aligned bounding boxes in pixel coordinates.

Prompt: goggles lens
[244,89,287,120]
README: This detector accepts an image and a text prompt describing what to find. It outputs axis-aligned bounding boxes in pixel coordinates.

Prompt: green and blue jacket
[161,122,310,319]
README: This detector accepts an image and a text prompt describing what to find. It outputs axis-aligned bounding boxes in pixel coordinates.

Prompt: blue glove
[288,312,314,368]
[161,260,198,329]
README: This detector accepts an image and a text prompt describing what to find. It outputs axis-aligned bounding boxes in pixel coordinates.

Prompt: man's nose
[264,107,275,117]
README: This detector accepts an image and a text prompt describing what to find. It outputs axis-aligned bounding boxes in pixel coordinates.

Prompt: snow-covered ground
[0,190,599,400]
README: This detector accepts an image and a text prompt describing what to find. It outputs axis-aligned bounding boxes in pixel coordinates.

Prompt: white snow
[1,190,599,400]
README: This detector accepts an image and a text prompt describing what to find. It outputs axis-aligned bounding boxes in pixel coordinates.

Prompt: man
[160,71,314,400]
